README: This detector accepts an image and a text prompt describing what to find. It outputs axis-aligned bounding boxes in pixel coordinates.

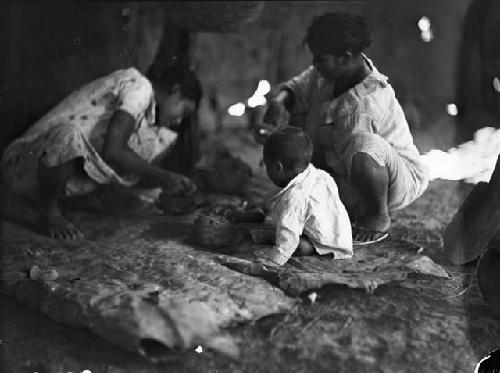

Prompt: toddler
[258,126,353,266]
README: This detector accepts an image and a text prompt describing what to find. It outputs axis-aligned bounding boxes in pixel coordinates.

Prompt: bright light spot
[248,95,267,108]
[195,345,203,353]
[418,16,431,32]
[228,79,271,116]
[446,103,458,116]
[418,17,434,43]
[228,102,246,116]
[247,79,271,108]
[493,77,500,92]
[420,29,434,43]
[307,292,318,304]
[255,80,271,96]
[81,370,92,373]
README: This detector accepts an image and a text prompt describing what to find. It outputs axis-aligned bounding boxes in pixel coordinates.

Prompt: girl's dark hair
[146,59,203,107]
[305,12,372,56]
[264,126,313,171]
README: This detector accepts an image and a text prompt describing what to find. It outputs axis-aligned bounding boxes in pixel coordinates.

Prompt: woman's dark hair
[146,59,203,107]
[305,12,372,57]
[264,126,313,171]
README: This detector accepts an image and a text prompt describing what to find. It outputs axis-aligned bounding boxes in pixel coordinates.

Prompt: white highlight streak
[255,80,271,96]
[421,127,500,183]
[420,29,434,43]
[493,77,500,93]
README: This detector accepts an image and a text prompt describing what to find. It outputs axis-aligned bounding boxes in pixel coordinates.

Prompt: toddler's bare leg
[37,158,84,239]
[250,229,276,245]
[295,235,315,256]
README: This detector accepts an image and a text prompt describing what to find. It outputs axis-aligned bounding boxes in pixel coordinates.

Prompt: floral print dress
[1,68,178,196]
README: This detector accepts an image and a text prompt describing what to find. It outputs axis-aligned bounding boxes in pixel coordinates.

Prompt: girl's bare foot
[39,213,84,240]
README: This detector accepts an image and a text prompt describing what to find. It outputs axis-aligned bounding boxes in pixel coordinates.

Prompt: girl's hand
[158,171,197,196]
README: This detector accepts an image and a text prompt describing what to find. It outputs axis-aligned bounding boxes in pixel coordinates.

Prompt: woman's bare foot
[353,212,391,243]
[39,213,84,240]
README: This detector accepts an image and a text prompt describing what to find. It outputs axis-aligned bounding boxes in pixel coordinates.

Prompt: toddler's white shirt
[269,164,353,265]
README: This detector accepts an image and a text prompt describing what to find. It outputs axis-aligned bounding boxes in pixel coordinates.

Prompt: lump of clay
[209,203,266,224]
[158,192,197,216]
[29,265,59,281]
[29,265,42,281]
[195,150,253,196]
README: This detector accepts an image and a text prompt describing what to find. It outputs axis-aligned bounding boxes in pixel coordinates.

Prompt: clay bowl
[159,193,197,216]
[194,209,244,247]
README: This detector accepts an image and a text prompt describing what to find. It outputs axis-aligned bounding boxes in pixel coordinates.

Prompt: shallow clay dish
[159,193,197,216]
[194,209,244,247]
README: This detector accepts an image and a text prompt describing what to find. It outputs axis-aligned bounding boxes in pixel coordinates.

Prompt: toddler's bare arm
[250,229,276,245]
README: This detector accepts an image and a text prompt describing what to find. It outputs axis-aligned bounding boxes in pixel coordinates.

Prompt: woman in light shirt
[260,12,429,244]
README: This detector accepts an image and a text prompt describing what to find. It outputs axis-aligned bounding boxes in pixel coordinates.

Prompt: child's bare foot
[39,214,84,240]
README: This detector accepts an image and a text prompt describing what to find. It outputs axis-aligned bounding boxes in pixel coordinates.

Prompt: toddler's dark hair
[264,127,313,171]
[146,59,203,107]
[305,12,372,56]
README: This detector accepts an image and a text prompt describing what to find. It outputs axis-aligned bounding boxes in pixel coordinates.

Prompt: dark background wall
[1,1,497,156]
[0,2,165,152]
[192,0,474,151]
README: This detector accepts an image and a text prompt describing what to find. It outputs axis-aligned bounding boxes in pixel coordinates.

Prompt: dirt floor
[1,128,500,373]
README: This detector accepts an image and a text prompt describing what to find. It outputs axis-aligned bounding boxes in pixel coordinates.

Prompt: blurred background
[1,1,499,160]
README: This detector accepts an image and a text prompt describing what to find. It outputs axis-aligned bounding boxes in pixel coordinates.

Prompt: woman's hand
[157,171,197,196]
[252,90,294,144]
[263,94,290,128]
